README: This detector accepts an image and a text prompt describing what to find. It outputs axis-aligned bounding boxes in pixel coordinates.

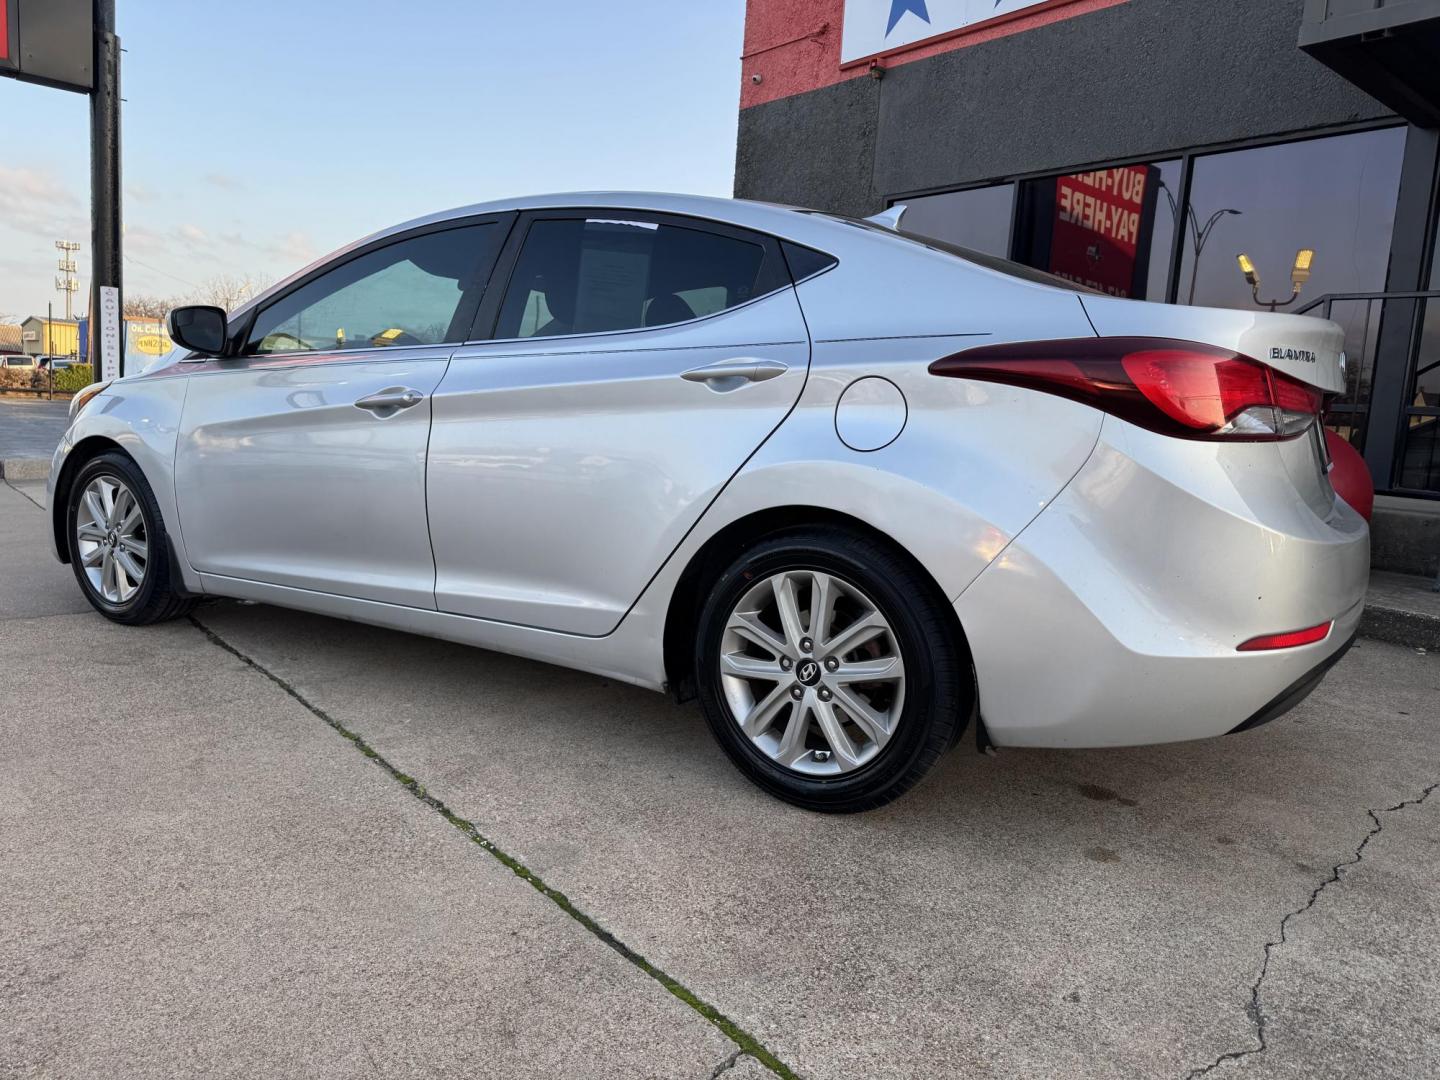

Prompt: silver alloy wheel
[75,475,148,605]
[719,569,906,777]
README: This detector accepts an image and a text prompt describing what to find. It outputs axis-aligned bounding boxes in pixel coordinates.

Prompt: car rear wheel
[66,452,195,626]
[695,527,968,812]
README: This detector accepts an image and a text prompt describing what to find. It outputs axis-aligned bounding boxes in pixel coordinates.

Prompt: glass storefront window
[1179,129,1404,313]
[1399,241,1440,491]
[901,184,1015,258]
[1012,161,1180,302]
[1397,319,1440,490]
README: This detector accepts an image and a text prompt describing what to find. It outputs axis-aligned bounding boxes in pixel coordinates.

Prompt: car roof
[396,192,815,238]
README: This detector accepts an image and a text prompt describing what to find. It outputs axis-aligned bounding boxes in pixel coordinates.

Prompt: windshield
[812,212,1095,293]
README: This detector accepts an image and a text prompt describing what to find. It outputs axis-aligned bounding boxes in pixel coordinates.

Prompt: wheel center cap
[796,659,822,687]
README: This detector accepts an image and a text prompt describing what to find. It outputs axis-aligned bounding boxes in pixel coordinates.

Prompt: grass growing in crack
[1185,781,1440,1078]
[187,614,799,1080]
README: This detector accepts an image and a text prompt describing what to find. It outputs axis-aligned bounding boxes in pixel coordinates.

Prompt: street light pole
[89,0,122,382]
[1158,181,1241,306]
[1188,209,1242,306]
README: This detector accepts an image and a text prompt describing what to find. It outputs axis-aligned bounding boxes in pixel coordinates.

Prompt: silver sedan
[49,193,1368,811]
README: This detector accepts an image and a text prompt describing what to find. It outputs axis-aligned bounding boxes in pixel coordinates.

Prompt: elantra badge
[1271,347,1319,363]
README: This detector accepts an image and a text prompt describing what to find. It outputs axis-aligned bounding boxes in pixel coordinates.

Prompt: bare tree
[123,294,179,319]
[191,274,268,313]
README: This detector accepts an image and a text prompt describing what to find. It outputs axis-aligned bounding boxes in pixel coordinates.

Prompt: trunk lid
[1079,295,1347,395]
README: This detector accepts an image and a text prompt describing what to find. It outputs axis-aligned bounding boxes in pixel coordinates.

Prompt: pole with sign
[98,285,120,382]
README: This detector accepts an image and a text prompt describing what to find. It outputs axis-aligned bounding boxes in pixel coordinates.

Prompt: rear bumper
[1228,630,1357,736]
[956,418,1369,749]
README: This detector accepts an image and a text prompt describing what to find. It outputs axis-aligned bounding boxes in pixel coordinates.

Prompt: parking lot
[2,475,1437,1079]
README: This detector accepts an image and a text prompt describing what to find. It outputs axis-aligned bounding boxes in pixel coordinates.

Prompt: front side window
[246,224,501,354]
[494,217,768,340]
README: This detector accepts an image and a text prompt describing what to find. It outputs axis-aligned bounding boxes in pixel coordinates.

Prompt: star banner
[841,0,1053,64]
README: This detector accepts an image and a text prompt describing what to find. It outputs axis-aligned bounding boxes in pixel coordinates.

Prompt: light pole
[1158,180,1242,305]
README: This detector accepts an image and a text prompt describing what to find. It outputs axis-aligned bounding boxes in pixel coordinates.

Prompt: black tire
[65,451,196,626]
[695,527,969,813]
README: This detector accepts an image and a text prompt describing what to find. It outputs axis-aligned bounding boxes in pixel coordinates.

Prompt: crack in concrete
[3,479,45,510]
[187,614,801,1080]
[1184,780,1440,1078]
[709,1048,746,1078]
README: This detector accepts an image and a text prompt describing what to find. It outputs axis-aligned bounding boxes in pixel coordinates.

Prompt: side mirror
[168,305,230,357]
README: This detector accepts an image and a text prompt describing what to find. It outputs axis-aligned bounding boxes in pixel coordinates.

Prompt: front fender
[48,375,199,591]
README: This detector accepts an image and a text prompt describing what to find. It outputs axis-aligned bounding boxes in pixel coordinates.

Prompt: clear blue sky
[0,0,745,320]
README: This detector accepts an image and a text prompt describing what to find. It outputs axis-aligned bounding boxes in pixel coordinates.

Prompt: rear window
[813,212,1094,292]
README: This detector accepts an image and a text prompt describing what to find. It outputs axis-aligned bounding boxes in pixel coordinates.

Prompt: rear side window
[246,224,503,355]
[494,217,768,339]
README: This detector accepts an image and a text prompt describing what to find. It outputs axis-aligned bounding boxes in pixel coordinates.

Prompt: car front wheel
[695,528,968,813]
[66,452,195,626]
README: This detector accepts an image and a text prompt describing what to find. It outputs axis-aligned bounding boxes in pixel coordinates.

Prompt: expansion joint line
[1184,780,1440,1078]
[187,615,800,1080]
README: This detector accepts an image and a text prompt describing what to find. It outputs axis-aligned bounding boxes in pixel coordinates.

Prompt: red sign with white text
[1049,165,1158,298]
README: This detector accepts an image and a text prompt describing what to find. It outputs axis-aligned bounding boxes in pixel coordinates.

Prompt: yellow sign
[133,333,172,356]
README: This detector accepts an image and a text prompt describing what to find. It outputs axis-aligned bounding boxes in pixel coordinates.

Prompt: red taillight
[929,337,1323,440]
[1236,622,1333,652]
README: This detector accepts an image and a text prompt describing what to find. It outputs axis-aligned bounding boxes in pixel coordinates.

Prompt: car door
[174,215,512,608]
[426,210,812,636]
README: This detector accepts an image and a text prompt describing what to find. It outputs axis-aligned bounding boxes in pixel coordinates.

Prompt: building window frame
[887,118,1410,303]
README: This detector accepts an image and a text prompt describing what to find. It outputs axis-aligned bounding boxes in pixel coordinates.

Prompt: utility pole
[54,240,81,321]
[89,0,122,379]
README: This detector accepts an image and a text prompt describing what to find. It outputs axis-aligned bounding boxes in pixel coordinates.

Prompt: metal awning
[1300,0,1440,127]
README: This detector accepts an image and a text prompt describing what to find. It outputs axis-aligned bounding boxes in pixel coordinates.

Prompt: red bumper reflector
[1237,622,1333,652]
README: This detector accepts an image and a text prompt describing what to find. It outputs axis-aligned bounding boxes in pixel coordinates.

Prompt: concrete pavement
[2,477,1438,1078]
[0,400,68,479]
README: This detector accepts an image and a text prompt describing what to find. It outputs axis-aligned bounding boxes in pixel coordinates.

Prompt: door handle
[354,386,425,418]
[680,359,789,390]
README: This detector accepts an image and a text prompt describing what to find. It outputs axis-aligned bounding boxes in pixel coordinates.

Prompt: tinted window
[1180,130,1402,314]
[1013,161,1181,302]
[901,184,1015,259]
[495,217,768,339]
[247,224,501,354]
[812,212,1083,291]
[782,241,838,282]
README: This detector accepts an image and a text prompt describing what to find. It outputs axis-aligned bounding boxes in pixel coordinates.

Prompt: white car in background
[48,193,1367,811]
